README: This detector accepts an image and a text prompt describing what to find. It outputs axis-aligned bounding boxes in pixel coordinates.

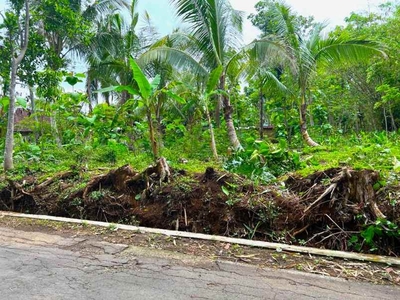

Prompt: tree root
[300,168,385,220]
[35,171,76,190]
[82,158,172,200]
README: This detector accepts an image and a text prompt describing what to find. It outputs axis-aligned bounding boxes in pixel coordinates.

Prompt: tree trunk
[215,79,224,128]
[147,109,158,159]
[205,105,218,161]
[105,93,110,105]
[383,106,388,133]
[4,63,18,170]
[93,80,99,106]
[259,89,264,140]
[220,75,242,150]
[155,94,165,149]
[388,103,397,132]
[86,72,93,113]
[215,97,222,128]
[299,97,319,147]
[29,86,39,143]
[50,113,61,146]
[3,0,30,171]
[120,90,129,105]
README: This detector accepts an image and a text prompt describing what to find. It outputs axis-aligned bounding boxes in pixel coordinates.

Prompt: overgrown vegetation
[0,0,399,256]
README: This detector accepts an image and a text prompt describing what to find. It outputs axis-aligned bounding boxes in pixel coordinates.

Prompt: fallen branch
[292,224,310,237]
[304,183,337,213]
[36,171,76,190]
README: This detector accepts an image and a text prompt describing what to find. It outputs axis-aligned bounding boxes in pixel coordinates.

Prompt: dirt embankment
[1,159,399,256]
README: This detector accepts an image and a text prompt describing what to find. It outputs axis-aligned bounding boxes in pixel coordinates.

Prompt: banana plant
[98,57,184,159]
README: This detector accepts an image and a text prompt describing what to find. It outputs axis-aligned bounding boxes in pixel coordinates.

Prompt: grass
[1,130,399,186]
[295,132,400,181]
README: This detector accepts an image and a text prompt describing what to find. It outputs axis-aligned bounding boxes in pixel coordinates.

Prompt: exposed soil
[1,160,399,256]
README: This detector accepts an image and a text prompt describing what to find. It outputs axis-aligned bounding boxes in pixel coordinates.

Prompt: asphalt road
[0,226,399,300]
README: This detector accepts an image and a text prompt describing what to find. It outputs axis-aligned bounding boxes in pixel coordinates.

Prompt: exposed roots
[1,165,399,256]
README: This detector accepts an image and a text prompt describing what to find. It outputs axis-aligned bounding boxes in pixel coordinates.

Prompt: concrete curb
[2,211,399,266]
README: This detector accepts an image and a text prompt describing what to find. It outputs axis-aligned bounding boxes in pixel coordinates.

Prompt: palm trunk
[93,80,99,106]
[299,95,319,147]
[215,97,222,128]
[105,93,110,105]
[259,89,264,140]
[156,95,164,149]
[86,72,93,113]
[147,109,158,159]
[205,105,218,161]
[220,75,242,150]
[215,78,224,127]
[120,90,129,105]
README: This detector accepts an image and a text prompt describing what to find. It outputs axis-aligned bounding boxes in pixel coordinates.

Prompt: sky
[0,0,388,90]
[0,0,387,42]
[136,0,386,43]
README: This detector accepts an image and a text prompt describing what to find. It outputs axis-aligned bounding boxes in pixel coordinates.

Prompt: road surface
[0,226,399,299]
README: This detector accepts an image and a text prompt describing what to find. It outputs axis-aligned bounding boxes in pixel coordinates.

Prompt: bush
[224,138,302,183]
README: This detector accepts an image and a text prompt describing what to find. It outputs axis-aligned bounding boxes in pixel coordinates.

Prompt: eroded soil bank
[1,160,399,256]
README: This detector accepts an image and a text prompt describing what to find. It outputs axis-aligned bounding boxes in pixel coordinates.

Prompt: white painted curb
[1,211,399,266]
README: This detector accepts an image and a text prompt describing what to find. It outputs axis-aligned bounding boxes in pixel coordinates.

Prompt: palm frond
[170,0,243,68]
[82,0,130,22]
[260,70,291,95]
[315,38,387,66]
[244,36,297,74]
[306,22,327,51]
[138,47,208,77]
[268,2,300,49]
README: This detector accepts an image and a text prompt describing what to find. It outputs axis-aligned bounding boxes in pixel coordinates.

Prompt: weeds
[107,223,118,231]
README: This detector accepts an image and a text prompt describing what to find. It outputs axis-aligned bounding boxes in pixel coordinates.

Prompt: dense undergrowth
[2,128,399,185]
[1,128,400,256]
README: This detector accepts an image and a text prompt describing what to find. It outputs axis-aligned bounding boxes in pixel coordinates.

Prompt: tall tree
[3,0,30,170]
[250,0,385,146]
[330,3,400,132]
[140,0,244,150]
[82,0,141,106]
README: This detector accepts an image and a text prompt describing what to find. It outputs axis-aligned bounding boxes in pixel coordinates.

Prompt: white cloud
[286,0,383,26]
[230,0,385,42]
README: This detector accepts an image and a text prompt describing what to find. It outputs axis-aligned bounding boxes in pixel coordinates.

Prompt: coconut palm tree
[84,11,139,105]
[83,1,176,107]
[34,0,130,70]
[139,0,289,151]
[139,0,244,150]
[264,2,386,146]
[76,0,141,107]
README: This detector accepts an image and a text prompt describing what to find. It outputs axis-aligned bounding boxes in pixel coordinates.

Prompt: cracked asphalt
[0,227,399,299]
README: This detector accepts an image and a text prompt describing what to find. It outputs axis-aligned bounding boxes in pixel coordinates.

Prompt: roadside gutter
[1,211,399,266]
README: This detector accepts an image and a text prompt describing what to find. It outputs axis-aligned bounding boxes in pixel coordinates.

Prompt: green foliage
[296,131,400,181]
[64,73,85,87]
[95,142,129,165]
[349,218,400,253]
[90,190,105,201]
[0,0,399,204]
[14,137,42,162]
[107,223,118,231]
[224,138,302,183]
